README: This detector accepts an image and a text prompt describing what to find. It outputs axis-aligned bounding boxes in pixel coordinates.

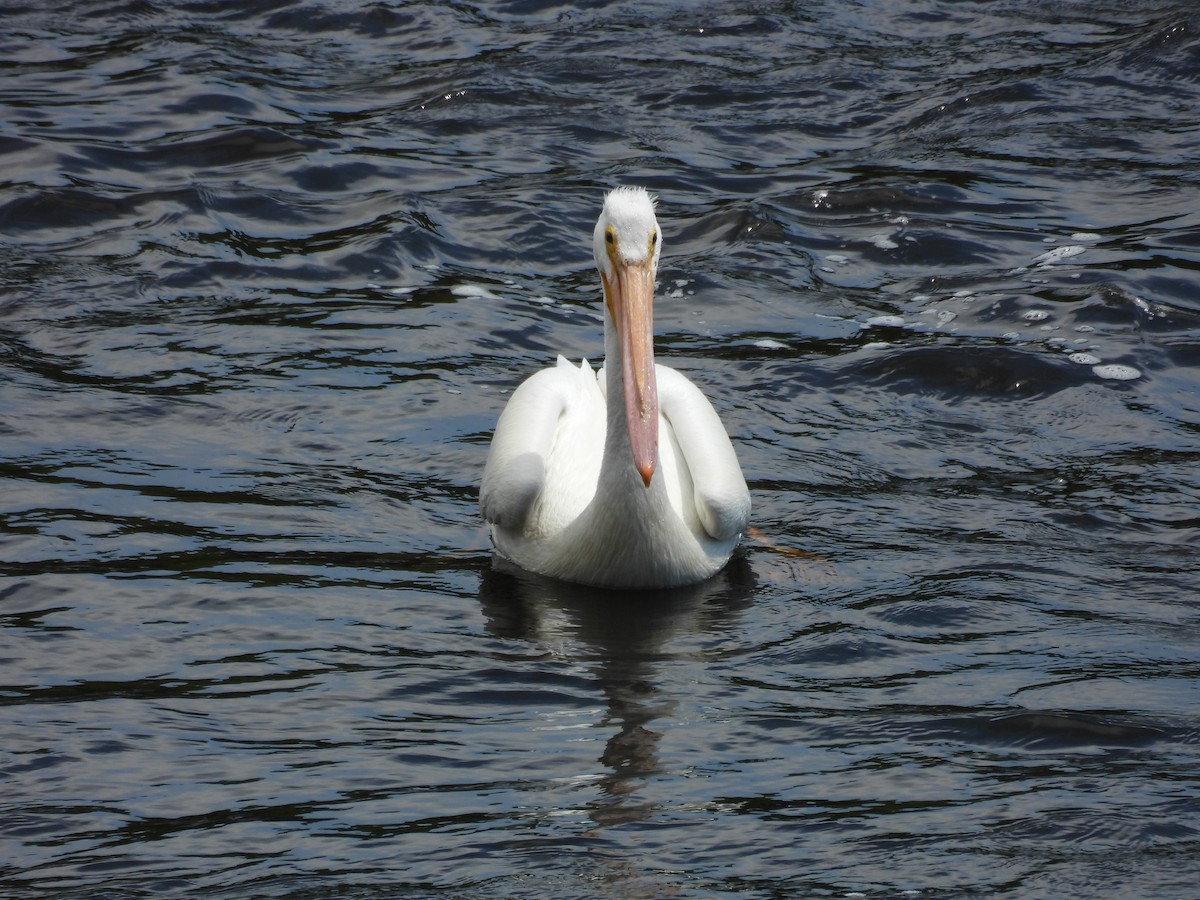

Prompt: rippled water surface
[3,1,1200,897]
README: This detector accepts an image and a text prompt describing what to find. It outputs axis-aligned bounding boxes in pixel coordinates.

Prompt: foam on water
[1092,363,1142,380]
[451,283,500,300]
[1034,245,1086,265]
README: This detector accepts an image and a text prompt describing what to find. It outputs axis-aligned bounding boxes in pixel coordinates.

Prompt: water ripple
[2,1,1199,897]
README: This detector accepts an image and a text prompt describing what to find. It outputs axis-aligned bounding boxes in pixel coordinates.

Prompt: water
[2,1,1199,896]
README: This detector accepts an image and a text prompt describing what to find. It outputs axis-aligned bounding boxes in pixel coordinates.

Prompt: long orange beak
[605,260,658,487]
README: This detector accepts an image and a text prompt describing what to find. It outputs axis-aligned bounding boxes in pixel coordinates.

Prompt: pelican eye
[605,228,615,245]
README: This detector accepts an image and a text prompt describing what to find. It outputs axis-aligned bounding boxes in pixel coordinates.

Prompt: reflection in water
[479,555,756,828]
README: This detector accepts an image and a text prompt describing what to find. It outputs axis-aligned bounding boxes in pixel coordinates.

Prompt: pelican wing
[657,365,751,542]
[480,355,602,531]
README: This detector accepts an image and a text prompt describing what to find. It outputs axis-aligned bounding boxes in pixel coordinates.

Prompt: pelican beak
[604,259,658,487]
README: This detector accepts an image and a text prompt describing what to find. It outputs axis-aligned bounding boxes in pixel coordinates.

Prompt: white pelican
[479,186,751,589]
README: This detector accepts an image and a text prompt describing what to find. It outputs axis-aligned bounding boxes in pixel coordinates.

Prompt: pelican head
[593,186,663,488]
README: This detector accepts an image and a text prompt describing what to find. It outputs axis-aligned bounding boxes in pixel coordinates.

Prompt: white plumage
[480,186,750,589]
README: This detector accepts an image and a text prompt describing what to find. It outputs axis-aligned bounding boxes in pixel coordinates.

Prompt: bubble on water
[890,215,909,225]
[936,309,957,323]
[1092,363,1141,381]
[1002,331,1021,340]
[754,339,788,350]
[1071,232,1102,242]
[1069,352,1101,365]
[1022,309,1050,321]
[862,341,892,351]
[1034,245,1085,265]
[1075,324,1095,333]
[826,254,849,265]
[864,315,905,327]
[869,233,899,250]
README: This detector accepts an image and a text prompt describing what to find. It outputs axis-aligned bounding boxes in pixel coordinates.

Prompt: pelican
[479,186,751,589]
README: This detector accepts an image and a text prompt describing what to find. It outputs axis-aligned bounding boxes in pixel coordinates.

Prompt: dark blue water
[2,1,1199,897]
